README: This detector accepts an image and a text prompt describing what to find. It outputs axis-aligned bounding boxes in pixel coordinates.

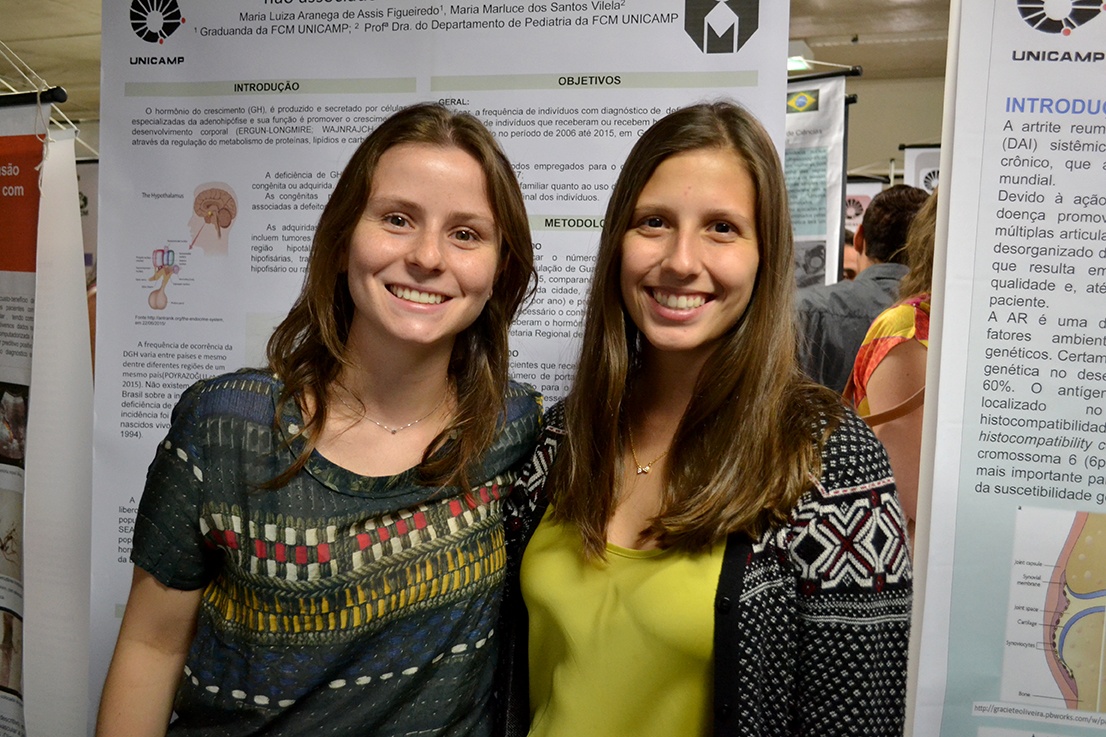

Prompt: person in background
[497,101,912,737]
[841,228,858,280]
[796,184,928,392]
[846,188,939,547]
[96,103,541,737]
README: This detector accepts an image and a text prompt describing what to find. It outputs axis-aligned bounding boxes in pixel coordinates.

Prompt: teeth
[652,289,705,310]
[390,286,444,305]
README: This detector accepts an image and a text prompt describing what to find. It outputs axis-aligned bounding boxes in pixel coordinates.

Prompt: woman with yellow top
[496,102,913,737]
[847,188,939,547]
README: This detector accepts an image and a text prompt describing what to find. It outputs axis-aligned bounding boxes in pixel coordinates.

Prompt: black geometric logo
[1017,0,1102,35]
[845,196,867,221]
[131,0,186,44]
[921,169,940,193]
[685,0,760,53]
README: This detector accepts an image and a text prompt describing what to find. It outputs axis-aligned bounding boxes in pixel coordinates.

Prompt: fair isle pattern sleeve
[782,409,913,736]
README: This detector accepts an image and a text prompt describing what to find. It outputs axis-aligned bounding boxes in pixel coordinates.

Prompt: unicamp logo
[131,0,186,44]
[684,0,760,53]
[1016,0,1102,35]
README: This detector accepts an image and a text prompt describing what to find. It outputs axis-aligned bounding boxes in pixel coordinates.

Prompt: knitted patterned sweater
[496,402,912,737]
[132,370,541,736]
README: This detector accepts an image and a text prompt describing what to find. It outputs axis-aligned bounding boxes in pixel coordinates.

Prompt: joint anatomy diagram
[1045,512,1106,711]
[1002,507,1106,715]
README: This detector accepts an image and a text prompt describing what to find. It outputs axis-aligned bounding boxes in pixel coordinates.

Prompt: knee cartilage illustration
[1045,512,1106,711]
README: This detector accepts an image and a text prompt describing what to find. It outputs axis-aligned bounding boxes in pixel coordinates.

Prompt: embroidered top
[132,370,541,736]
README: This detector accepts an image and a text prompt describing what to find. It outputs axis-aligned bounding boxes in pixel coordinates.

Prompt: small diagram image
[1045,511,1106,711]
[147,246,179,311]
[188,182,237,256]
[0,385,28,470]
[0,490,21,584]
[0,609,23,698]
[794,240,826,288]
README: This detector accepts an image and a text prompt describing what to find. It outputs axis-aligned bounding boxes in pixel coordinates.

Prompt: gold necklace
[334,384,448,435]
[626,423,670,475]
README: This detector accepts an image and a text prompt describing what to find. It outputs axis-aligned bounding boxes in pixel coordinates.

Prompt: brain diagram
[193,187,237,239]
[187,182,238,257]
[145,182,238,311]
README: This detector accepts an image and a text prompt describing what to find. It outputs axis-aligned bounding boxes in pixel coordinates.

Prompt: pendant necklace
[626,423,671,475]
[335,384,448,435]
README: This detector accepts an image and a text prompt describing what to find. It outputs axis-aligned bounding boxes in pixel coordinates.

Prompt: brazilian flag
[786,90,819,114]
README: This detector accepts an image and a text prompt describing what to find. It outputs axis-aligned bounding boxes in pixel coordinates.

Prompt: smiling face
[619,147,760,365]
[345,142,499,358]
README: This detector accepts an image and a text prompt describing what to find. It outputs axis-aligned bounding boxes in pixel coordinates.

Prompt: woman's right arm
[95,566,203,737]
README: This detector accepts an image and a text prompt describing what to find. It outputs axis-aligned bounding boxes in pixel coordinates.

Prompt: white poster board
[915,1,1106,734]
[92,0,792,723]
[785,74,847,286]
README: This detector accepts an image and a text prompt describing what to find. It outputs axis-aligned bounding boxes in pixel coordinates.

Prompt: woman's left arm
[792,419,913,736]
[866,339,927,543]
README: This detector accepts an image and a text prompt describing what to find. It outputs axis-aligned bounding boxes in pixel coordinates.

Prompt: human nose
[660,228,700,278]
[406,229,445,271]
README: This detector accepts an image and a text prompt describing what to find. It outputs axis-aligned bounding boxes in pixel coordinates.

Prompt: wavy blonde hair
[897,188,939,299]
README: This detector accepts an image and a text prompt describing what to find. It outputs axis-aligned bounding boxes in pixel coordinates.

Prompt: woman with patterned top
[496,102,913,737]
[847,188,939,547]
[96,103,542,737]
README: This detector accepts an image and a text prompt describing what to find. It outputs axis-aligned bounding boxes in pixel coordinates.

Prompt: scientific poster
[91,0,791,717]
[784,74,847,286]
[915,1,1106,734]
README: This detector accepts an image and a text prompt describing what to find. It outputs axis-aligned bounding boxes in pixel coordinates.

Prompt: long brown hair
[896,187,938,299]
[549,101,843,556]
[266,102,535,489]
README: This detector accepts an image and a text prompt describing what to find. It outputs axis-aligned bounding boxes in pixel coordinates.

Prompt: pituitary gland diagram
[146,183,237,311]
[1045,512,1106,711]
